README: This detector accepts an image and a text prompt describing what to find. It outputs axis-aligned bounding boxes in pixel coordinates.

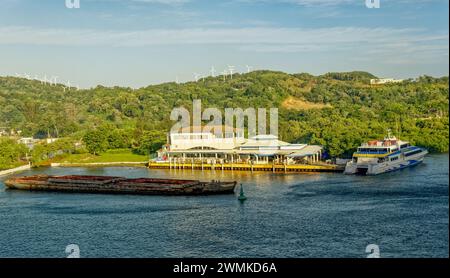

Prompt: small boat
[4,175,237,196]
[344,131,428,175]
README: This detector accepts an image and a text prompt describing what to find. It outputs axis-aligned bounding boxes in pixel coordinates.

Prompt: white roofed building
[370,78,404,85]
[158,126,323,165]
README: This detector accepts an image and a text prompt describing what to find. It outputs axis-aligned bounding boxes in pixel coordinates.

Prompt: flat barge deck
[4,175,237,196]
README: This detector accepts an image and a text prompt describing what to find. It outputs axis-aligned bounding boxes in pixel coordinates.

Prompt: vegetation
[30,137,79,165]
[52,149,148,164]
[0,138,28,170]
[0,70,448,164]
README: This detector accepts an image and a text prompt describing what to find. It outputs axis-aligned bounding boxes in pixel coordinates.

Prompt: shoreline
[0,164,31,177]
[50,162,148,168]
[8,153,445,174]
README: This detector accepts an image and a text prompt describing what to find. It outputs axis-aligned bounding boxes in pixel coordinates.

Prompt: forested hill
[0,70,448,157]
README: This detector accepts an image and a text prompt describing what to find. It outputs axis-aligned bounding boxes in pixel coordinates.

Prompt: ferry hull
[345,151,427,176]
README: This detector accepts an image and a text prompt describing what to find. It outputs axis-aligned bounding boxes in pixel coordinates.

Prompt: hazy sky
[0,0,448,88]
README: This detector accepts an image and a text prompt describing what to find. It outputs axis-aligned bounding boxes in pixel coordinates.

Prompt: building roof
[287,145,323,157]
[250,134,278,140]
[239,138,290,148]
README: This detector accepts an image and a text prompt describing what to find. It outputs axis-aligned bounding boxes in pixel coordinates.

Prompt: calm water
[0,154,448,258]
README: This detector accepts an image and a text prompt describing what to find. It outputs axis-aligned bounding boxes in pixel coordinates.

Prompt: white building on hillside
[370,78,404,85]
[18,137,39,149]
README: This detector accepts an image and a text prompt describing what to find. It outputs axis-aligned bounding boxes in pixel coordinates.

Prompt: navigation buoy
[238,184,247,201]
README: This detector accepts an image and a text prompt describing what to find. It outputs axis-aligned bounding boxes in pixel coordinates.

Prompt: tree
[133,131,166,155]
[0,138,28,170]
[0,71,448,158]
[83,130,108,155]
[107,129,131,149]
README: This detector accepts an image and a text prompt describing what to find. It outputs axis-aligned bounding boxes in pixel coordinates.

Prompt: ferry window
[405,149,422,157]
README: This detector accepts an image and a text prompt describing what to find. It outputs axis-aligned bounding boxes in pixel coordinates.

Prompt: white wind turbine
[194,73,201,82]
[228,65,235,79]
[51,76,58,86]
[210,66,216,77]
[221,69,228,81]
[246,65,253,73]
[66,80,71,89]
[42,74,49,85]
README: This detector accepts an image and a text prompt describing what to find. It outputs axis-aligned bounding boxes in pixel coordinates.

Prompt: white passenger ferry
[344,131,428,175]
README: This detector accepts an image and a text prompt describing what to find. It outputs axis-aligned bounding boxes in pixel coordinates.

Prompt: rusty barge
[4,175,237,196]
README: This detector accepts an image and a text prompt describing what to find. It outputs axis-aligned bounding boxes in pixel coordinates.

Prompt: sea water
[0,154,448,258]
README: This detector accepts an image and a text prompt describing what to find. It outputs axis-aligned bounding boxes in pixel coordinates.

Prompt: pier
[149,161,344,173]
[154,125,343,173]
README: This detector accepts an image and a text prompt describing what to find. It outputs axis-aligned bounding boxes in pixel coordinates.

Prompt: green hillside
[0,70,448,161]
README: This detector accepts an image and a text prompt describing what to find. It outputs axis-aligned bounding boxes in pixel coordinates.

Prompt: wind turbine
[175,76,179,84]
[51,76,58,86]
[228,65,235,79]
[66,80,71,89]
[194,73,201,82]
[246,65,253,73]
[221,70,228,81]
[210,66,216,77]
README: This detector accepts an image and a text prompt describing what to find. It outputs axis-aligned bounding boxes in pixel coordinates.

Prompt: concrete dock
[148,161,344,173]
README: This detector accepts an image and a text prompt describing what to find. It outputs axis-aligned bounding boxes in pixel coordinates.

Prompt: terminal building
[157,126,323,165]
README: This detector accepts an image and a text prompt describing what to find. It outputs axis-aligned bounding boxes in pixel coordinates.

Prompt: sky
[0,0,448,88]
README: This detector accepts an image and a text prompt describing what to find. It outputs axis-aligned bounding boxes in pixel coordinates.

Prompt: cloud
[0,26,447,64]
[233,0,357,6]
[110,0,191,5]
[129,0,190,4]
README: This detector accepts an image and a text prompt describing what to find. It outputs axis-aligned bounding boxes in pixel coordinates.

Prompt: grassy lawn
[55,149,149,164]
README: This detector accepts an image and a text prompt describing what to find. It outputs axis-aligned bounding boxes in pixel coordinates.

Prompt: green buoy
[238,184,247,201]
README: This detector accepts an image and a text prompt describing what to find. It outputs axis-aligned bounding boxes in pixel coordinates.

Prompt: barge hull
[4,175,236,196]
